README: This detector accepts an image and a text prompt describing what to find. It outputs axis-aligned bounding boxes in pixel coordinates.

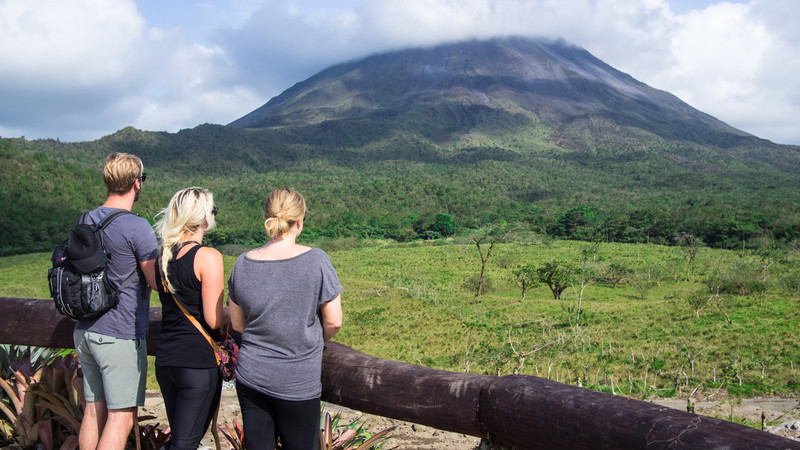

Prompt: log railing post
[1,297,797,449]
[0,297,162,354]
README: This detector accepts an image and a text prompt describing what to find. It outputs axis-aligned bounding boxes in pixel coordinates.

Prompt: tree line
[2,129,799,256]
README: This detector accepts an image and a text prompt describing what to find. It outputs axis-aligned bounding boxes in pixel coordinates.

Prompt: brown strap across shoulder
[158,249,222,364]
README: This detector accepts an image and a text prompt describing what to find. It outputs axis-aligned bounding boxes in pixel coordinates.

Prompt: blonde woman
[153,187,229,450]
[228,188,343,450]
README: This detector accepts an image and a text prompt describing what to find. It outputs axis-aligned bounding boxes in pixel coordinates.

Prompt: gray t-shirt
[228,247,342,401]
[74,206,159,339]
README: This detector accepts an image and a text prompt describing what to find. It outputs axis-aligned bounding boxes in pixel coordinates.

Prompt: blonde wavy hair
[264,188,306,239]
[154,187,216,292]
[103,152,143,194]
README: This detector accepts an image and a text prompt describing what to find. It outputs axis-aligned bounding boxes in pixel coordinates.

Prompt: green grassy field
[2,238,799,401]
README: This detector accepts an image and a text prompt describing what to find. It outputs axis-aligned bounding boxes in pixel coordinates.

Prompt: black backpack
[48,210,134,321]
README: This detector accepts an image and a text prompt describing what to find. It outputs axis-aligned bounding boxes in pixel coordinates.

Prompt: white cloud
[0,0,144,86]
[0,0,261,140]
[214,0,370,95]
[120,32,264,134]
[634,0,800,144]
[658,4,772,120]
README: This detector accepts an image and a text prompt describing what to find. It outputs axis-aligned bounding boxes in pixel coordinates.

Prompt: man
[73,152,159,449]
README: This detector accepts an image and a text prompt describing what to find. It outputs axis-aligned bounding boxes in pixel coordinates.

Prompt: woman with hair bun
[228,188,343,450]
[153,187,229,450]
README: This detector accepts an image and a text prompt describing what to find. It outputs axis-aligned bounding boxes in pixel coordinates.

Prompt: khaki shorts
[73,329,147,409]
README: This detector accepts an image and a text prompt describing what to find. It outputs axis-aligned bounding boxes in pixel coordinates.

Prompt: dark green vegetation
[2,37,800,257]
[3,123,799,257]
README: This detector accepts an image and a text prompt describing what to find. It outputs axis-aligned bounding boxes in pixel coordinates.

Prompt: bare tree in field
[704,261,732,324]
[470,226,515,296]
[754,247,779,306]
[674,232,704,281]
[629,270,653,300]
[570,254,598,323]
[508,325,554,375]
[685,289,712,318]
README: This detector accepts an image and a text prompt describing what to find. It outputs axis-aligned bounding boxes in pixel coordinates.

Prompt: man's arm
[139,258,158,291]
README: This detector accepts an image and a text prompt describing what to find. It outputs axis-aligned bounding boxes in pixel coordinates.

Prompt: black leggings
[236,382,320,450]
[155,366,222,450]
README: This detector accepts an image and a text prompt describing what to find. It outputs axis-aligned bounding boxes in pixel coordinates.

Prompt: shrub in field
[511,263,538,301]
[431,214,455,238]
[780,268,800,293]
[602,262,631,288]
[536,260,572,299]
[462,273,494,294]
[717,259,760,296]
[420,230,442,240]
[684,288,711,318]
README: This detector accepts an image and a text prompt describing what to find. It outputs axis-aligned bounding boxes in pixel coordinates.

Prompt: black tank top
[155,244,221,368]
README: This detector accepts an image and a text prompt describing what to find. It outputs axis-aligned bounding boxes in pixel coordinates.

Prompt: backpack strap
[115,269,137,292]
[96,209,133,230]
[88,209,137,290]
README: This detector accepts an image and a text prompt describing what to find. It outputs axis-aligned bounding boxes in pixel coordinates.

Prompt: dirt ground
[140,389,481,449]
[139,388,800,449]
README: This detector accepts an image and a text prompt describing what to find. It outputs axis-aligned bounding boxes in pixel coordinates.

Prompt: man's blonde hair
[103,152,143,194]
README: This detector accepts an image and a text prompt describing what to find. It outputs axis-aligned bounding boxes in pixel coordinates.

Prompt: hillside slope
[230,37,753,150]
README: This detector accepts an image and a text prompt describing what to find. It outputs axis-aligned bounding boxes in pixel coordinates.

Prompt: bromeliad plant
[318,411,395,450]
[132,419,172,450]
[218,420,245,450]
[0,345,83,449]
[216,410,395,450]
[0,354,43,448]
[2,344,172,450]
[1,345,58,379]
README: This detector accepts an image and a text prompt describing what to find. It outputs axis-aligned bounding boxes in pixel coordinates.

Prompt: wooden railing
[1,297,797,449]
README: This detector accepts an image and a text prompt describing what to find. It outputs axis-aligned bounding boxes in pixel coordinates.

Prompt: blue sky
[669,0,746,13]
[1,0,798,145]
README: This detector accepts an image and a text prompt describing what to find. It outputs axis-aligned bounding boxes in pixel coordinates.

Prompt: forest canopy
[2,124,798,257]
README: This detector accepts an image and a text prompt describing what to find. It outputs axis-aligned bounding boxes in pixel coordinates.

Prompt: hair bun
[262,188,306,239]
